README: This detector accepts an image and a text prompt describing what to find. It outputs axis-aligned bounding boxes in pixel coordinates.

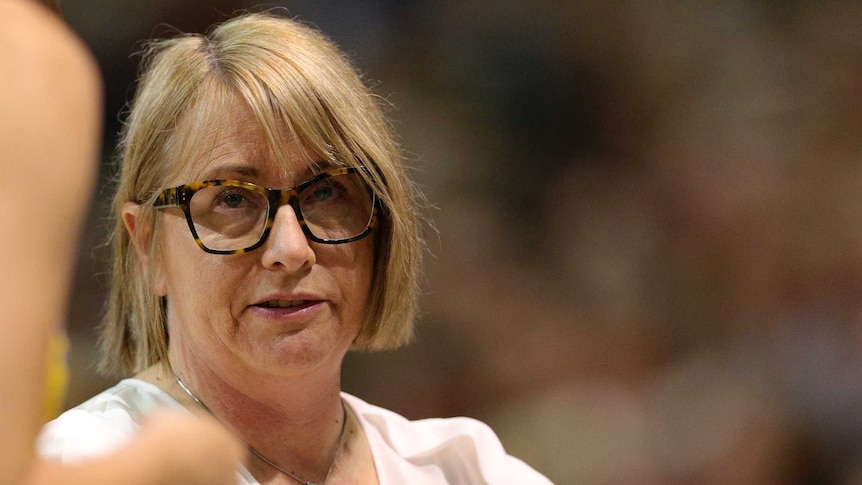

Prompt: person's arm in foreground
[0,1,244,484]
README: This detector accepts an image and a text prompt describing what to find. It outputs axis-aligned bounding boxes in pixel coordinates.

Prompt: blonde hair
[99,12,423,376]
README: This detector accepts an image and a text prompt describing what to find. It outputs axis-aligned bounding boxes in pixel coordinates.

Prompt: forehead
[166,93,320,185]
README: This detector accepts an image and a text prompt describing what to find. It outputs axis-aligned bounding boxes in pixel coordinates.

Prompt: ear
[122,202,167,296]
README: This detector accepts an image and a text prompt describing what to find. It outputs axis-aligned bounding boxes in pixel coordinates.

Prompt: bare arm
[0,2,101,481]
[0,2,244,484]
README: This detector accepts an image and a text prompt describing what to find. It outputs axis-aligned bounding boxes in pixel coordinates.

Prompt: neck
[137,362,347,483]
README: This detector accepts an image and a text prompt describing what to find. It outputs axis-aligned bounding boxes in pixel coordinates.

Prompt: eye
[204,186,265,212]
[221,191,246,208]
[311,184,336,202]
[302,179,345,206]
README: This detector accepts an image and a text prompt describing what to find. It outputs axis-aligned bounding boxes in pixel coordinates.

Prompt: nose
[259,205,316,272]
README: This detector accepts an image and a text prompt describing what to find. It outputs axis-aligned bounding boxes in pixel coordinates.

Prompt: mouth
[257,299,311,309]
[248,291,326,319]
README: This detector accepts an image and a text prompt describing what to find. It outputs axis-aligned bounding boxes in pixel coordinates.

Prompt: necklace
[173,373,346,485]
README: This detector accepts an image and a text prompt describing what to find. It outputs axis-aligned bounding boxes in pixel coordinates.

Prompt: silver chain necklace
[173,373,346,485]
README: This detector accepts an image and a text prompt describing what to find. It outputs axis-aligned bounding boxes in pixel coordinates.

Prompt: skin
[0,1,244,484]
[125,95,379,483]
[0,0,99,479]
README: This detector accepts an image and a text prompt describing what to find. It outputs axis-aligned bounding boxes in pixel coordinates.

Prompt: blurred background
[58,1,862,484]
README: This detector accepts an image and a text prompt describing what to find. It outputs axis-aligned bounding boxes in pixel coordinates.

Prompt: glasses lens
[299,171,374,242]
[189,184,269,251]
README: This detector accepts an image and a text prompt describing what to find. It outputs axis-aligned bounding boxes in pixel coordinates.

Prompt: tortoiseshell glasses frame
[152,166,378,254]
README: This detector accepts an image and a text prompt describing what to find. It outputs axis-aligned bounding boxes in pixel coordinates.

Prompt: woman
[39,12,552,485]
[2,0,243,484]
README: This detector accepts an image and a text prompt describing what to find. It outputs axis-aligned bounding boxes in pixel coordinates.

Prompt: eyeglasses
[152,166,377,254]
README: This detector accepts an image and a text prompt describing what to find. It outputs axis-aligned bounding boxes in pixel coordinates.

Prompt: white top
[38,379,553,484]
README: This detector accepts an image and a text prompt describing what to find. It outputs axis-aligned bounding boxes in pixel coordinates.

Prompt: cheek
[345,238,376,312]
[157,221,234,307]
[317,237,375,320]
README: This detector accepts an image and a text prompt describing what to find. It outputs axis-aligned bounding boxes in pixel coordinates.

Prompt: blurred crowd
[60,1,862,484]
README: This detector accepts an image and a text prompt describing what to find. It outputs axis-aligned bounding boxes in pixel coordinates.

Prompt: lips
[250,296,323,315]
[258,299,309,308]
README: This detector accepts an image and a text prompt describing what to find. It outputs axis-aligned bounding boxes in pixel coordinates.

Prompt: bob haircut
[99,12,423,376]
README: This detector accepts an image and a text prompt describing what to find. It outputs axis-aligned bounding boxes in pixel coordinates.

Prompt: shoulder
[342,394,554,484]
[344,393,500,451]
[38,379,182,463]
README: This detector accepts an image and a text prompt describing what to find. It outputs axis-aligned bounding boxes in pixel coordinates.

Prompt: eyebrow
[201,164,260,180]
[302,160,336,178]
[201,160,337,184]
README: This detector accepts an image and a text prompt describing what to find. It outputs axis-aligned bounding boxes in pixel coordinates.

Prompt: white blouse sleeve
[37,406,140,463]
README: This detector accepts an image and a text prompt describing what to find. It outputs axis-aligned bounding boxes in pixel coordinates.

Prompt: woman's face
[143,98,375,383]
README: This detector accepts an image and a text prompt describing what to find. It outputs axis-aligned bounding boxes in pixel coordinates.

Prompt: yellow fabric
[43,332,69,421]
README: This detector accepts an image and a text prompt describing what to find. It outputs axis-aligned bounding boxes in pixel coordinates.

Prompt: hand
[134,411,246,485]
